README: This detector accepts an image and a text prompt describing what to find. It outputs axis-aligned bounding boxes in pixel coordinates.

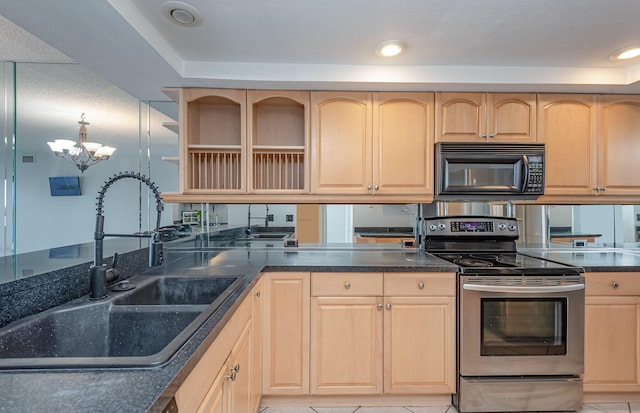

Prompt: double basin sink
[0,274,245,369]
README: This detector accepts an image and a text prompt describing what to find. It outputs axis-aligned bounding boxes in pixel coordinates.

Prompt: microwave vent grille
[437,143,545,154]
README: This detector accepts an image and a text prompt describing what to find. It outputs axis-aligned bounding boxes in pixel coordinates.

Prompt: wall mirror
[0,62,178,282]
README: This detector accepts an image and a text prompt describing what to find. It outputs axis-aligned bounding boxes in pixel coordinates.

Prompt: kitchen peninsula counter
[0,245,455,413]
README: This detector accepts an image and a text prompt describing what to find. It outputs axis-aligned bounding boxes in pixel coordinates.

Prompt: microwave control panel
[524,155,544,194]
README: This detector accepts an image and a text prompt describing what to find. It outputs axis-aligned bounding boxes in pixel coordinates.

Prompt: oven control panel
[424,216,519,238]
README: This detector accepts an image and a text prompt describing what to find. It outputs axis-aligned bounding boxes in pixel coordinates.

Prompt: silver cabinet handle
[601,187,607,191]
[367,185,372,190]
[386,303,391,310]
[481,133,487,139]
[374,185,379,191]
[226,364,239,381]
[463,284,584,293]
[418,281,425,289]
[489,133,495,138]
[344,282,351,289]
[610,281,619,288]
[377,303,383,310]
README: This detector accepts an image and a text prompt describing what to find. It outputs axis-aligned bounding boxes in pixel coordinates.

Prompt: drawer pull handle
[610,281,619,288]
[386,303,392,310]
[345,282,351,289]
[418,281,425,289]
[377,303,383,310]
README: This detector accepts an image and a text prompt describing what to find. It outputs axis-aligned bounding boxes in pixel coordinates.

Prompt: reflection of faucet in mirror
[89,171,164,300]
[246,204,270,236]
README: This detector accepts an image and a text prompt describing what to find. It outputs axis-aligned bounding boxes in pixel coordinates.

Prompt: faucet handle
[111,252,119,269]
[106,252,120,282]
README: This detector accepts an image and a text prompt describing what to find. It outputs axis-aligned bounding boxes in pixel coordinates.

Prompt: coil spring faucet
[89,171,164,300]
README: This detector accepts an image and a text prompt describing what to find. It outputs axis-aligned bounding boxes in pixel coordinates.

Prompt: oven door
[459,275,584,376]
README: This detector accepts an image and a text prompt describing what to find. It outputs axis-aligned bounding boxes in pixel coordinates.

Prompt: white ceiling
[2,0,640,101]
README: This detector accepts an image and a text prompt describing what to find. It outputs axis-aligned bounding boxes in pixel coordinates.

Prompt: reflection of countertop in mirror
[522,248,640,271]
[0,238,150,284]
[354,226,414,237]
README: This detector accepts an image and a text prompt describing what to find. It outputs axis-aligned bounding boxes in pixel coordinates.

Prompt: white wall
[324,205,353,243]
[573,205,615,246]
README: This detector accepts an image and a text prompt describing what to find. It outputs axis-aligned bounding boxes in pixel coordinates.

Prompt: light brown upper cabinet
[597,95,640,196]
[181,88,247,194]
[539,94,640,200]
[247,90,310,194]
[435,92,536,143]
[537,94,598,197]
[311,91,434,196]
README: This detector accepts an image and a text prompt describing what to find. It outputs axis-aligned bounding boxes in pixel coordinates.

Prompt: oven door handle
[462,284,584,293]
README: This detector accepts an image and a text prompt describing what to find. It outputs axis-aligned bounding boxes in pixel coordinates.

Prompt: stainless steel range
[424,216,585,413]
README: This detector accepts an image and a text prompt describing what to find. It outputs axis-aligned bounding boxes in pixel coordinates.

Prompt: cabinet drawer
[384,272,456,296]
[585,272,640,296]
[311,272,383,296]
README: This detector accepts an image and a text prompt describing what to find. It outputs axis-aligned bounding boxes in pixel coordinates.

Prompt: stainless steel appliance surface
[435,142,545,201]
[424,216,584,413]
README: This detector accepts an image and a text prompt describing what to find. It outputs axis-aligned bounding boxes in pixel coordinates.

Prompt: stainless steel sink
[0,275,244,369]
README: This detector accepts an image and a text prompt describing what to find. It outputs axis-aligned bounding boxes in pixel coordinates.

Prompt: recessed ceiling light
[610,45,640,61]
[170,8,195,25]
[161,1,203,27]
[376,40,405,58]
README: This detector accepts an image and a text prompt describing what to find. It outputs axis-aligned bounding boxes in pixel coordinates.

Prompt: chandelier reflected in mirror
[47,114,116,173]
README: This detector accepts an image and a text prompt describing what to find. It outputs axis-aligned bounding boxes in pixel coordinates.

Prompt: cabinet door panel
[436,93,486,142]
[384,296,455,394]
[311,92,372,194]
[310,297,383,394]
[374,92,434,195]
[262,272,310,395]
[599,95,640,195]
[195,360,227,413]
[488,93,536,142]
[537,94,597,196]
[584,296,640,392]
[250,280,263,411]
[229,321,252,413]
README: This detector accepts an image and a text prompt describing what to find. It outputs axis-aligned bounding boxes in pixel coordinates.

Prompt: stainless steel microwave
[435,142,545,200]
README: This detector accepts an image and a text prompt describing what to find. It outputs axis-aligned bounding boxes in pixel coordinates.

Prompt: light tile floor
[258,403,639,413]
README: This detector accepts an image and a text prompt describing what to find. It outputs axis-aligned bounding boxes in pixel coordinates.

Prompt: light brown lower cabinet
[309,272,456,395]
[174,281,256,413]
[195,319,252,413]
[584,272,640,393]
[250,279,263,410]
[262,272,310,395]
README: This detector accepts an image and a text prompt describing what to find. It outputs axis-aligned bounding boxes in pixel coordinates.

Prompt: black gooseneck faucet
[89,171,164,300]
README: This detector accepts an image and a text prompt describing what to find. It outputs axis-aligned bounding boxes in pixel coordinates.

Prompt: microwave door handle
[521,154,530,191]
[462,284,585,293]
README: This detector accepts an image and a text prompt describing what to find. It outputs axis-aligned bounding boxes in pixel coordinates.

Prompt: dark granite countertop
[0,246,455,413]
[521,248,640,272]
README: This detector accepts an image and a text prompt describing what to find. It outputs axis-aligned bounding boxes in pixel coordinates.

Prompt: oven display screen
[452,221,493,232]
